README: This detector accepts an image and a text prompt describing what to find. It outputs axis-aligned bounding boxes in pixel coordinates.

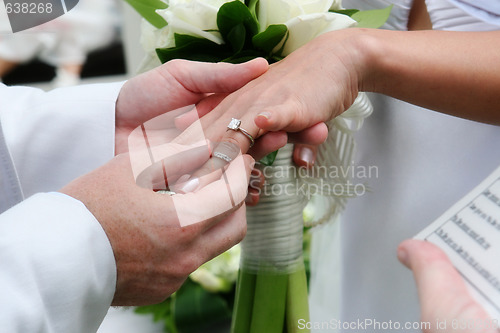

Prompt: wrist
[348,28,388,94]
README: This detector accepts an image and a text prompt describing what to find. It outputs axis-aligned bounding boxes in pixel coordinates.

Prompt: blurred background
[0,0,146,90]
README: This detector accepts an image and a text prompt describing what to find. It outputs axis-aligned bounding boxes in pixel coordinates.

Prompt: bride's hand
[184,29,369,156]
[114,58,269,155]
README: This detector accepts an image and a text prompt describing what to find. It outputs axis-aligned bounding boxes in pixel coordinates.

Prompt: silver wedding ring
[213,151,233,163]
[227,118,255,147]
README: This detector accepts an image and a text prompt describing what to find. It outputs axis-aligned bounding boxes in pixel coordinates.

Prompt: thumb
[398,240,495,331]
[167,58,269,94]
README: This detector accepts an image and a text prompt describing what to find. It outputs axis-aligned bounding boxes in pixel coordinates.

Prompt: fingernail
[257,112,271,120]
[249,158,255,170]
[249,174,260,190]
[179,178,199,193]
[299,147,315,166]
[245,192,259,206]
[245,194,253,205]
[397,247,410,269]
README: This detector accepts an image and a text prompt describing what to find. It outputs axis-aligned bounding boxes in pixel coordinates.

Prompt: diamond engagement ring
[227,118,255,147]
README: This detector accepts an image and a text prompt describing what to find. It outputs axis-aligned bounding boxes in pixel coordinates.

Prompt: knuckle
[176,224,202,243]
[171,253,202,278]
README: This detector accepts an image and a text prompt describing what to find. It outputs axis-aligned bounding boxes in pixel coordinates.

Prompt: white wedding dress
[309,0,500,332]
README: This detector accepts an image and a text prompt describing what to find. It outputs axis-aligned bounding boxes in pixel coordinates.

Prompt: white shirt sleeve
[0,82,124,332]
[0,192,116,333]
[0,82,123,197]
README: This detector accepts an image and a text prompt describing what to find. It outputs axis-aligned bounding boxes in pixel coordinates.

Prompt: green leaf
[259,150,279,166]
[173,279,232,333]
[351,5,393,29]
[270,29,289,60]
[156,34,230,63]
[252,24,287,54]
[217,1,259,49]
[227,23,247,53]
[165,315,178,333]
[329,9,359,17]
[123,0,168,29]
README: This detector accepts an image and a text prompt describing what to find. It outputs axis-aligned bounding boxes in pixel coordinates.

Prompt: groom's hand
[61,143,254,306]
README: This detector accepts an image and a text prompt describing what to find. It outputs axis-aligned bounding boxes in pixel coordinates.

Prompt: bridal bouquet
[132,0,390,69]
[124,0,390,331]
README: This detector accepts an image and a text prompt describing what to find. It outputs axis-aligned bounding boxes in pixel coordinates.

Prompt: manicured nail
[397,247,410,269]
[179,178,199,193]
[299,146,315,166]
[257,112,271,120]
[249,158,255,170]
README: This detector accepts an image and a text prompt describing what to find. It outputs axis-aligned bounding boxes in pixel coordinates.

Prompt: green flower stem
[232,265,309,333]
[231,269,256,333]
[249,271,288,333]
[286,266,310,333]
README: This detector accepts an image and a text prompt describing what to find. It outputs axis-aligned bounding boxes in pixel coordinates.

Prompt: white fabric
[97,307,165,333]
[448,0,500,26]
[0,82,119,197]
[0,193,116,333]
[0,123,23,211]
[0,82,122,332]
[427,0,500,31]
[309,1,500,332]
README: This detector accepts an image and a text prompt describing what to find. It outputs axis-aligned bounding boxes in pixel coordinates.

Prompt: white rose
[190,268,232,293]
[330,0,343,10]
[142,0,240,54]
[258,0,334,31]
[256,0,355,56]
[140,19,172,54]
[140,0,240,71]
[157,0,236,45]
[189,244,240,293]
[281,12,356,56]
